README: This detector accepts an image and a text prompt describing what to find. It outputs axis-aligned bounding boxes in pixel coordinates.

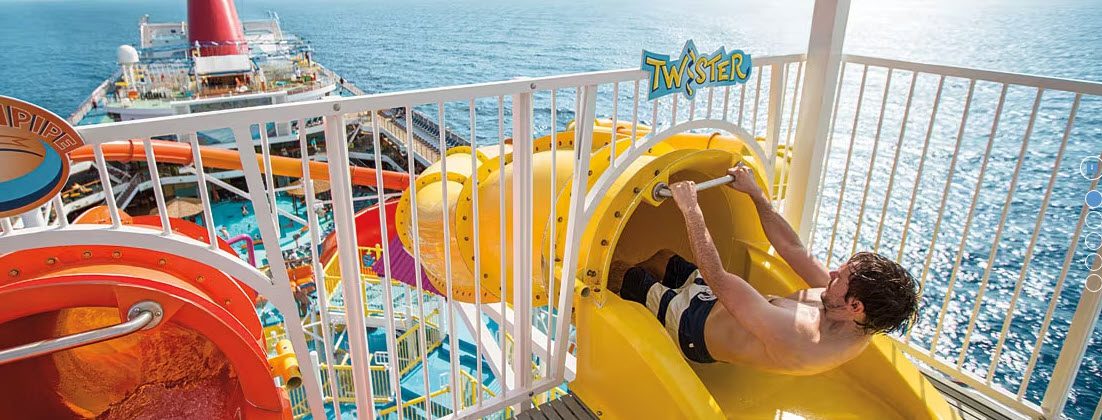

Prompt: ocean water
[1,0,1101,417]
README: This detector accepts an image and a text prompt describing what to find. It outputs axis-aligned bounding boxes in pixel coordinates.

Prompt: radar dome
[117,45,140,65]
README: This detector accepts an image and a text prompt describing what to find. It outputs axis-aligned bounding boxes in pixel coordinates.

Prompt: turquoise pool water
[203,194,334,267]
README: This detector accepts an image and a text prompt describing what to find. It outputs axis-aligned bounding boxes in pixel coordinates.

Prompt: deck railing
[6,34,1098,418]
[807,54,1102,418]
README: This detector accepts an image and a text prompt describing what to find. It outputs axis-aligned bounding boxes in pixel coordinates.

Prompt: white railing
[0,52,804,420]
[807,54,1102,419]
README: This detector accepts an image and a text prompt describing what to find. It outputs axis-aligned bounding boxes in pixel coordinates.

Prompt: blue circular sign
[1087,190,1102,209]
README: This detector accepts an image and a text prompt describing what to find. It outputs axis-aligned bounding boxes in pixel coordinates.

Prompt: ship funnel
[187,0,248,56]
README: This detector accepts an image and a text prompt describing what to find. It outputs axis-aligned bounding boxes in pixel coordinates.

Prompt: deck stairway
[513,393,599,420]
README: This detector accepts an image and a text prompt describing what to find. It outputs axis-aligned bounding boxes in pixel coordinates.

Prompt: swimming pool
[203,194,334,267]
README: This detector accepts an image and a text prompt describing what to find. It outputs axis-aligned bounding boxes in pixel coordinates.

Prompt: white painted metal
[847,68,892,256]
[90,144,122,228]
[872,72,917,253]
[511,91,535,413]
[437,102,462,413]
[404,106,435,412]
[908,79,976,345]
[140,139,172,235]
[470,98,485,408]
[297,118,343,417]
[765,63,787,178]
[784,0,850,240]
[806,64,847,252]
[187,133,219,251]
[751,68,763,135]
[825,64,869,268]
[322,115,375,419]
[928,82,1005,354]
[896,75,945,267]
[372,114,405,418]
[552,84,597,382]
[955,88,1042,368]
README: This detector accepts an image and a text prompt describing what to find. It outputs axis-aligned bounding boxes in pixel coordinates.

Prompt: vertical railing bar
[611,82,619,167]
[511,91,535,412]
[806,60,846,251]
[437,102,461,412]
[469,98,485,408]
[824,64,870,268]
[671,94,679,127]
[777,60,805,213]
[260,124,280,238]
[141,138,172,235]
[297,118,342,417]
[1017,93,1085,399]
[906,78,977,343]
[551,84,596,382]
[91,144,122,228]
[873,72,918,252]
[751,66,763,135]
[738,82,747,127]
[984,90,1060,382]
[928,82,1005,354]
[51,195,68,228]
[403,106,434,414]
[630,80,641,156]
[497,95,508,399]
[0,218,11,235]
[722,85,732,121]
[372,112,405,419]
[242,122,326,420]
[765,63,788,204]
[896,74,945,267]
[547,90,557,362]
[688,89,697,121]
[848,67,894,255]
[187,133,218,250]
[650,96,659,133]
[956,87,1041,368]
[705,86,714,119]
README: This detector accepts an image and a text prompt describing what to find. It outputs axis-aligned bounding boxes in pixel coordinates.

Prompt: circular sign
[0,96,84,218]
[1082,157,1102,181]
[1087,190,1102,209]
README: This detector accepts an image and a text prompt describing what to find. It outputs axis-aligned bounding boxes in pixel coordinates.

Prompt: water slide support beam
[783,0,850,241]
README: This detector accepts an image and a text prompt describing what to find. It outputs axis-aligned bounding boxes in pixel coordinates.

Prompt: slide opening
[0,307,246,419]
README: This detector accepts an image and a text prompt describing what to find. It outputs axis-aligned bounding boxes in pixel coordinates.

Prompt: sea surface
[1,0,1101,417]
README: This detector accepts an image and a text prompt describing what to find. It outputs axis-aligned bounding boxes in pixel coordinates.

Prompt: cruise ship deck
[0,0,1100,418]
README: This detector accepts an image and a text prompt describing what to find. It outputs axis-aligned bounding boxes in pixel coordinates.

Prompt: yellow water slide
[396,119,954,419]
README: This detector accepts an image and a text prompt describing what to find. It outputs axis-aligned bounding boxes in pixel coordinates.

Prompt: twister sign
[641,40,753,101]
[0,96,84,218]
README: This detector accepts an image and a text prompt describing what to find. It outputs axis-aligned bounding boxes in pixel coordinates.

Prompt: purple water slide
[372,236,440,295]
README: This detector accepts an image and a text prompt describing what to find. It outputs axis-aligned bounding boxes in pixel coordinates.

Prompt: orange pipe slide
[70,139,411,190]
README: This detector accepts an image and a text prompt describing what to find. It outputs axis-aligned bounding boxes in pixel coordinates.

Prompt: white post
[1042,261,1102,418]
[783,0,851,241]
[512,90,535,412]
[765,63,787,184]
[324,113,377,418]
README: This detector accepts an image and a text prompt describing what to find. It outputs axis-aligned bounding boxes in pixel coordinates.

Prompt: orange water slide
[70,139,411,191]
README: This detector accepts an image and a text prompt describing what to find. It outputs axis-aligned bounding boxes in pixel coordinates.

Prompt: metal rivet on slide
[112,251,122,259]
[8,269,18,277]
[82,251,92,259]
[197,276,205,283]
[46,257,57,265]
[158,258,167,266]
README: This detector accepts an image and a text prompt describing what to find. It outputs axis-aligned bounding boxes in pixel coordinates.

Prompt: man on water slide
[609,165,919,375]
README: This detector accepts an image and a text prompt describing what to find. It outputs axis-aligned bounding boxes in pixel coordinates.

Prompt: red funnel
[188,0,248,56]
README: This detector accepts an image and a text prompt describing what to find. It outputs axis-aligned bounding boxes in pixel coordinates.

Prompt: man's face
[823,262,853,312]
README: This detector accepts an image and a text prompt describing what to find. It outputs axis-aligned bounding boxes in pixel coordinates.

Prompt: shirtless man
[610,165,919,375]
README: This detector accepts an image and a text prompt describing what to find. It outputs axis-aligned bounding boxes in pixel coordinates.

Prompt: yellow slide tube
[395,120,954,418]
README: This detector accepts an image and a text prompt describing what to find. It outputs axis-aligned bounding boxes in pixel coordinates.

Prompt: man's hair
[845,252,919,335]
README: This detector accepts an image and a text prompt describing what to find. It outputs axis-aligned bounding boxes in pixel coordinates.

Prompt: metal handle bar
[653,163,751,200]
[0,301,163,366]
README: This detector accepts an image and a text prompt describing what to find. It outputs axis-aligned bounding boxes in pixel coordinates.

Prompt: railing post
[552,84,598,383]
[1041,252,1102,418]
[783,0,851,241]
[765,63,787,178]
[324,113,377,418]
[512,90,535,412]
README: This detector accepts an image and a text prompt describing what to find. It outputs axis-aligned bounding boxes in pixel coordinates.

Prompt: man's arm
[728,166,831,288]
[669,182,783,337]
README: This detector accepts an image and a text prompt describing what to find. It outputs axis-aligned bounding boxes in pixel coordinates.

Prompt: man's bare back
[703,286,869,375]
